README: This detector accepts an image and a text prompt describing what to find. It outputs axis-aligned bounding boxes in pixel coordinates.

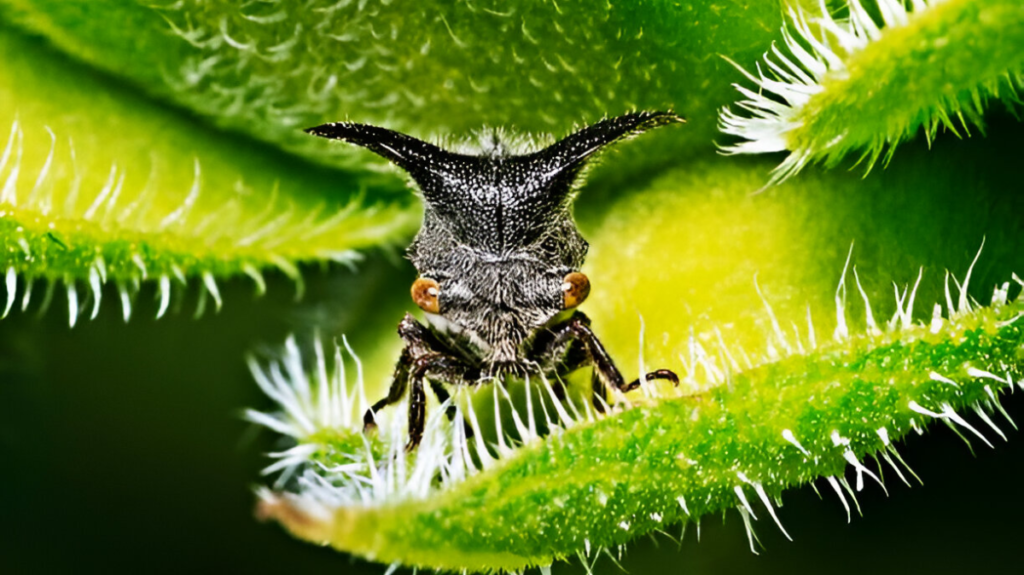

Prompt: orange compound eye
[562,272,590,309]
[411,277,440,313]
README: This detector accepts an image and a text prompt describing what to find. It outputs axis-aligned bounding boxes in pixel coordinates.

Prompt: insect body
[306,112,682,450]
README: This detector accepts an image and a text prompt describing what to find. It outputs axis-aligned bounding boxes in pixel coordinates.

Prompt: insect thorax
[407,195,587,367]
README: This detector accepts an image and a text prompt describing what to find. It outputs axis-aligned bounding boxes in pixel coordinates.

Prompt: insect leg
[556,313,679,406]
[406,353,481,451]
[397,312,445,352]
[534,315,612,410]
[407,361,429,451]
[563,316,626,388]
[364,312,456,430]
[426,379,477,439]
[621,369,680,392]
[363,347,413,430]
[428,380,459,421]
[591,370,609,413]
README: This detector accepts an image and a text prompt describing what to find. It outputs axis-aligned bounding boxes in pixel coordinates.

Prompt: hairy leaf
[0,26,416,324]
[0,0,785,178]
[260,297,1023,572]
[720,0,1024,185]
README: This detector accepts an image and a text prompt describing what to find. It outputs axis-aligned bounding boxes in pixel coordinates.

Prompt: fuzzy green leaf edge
[250,265,1024,572]
[719,0,1024,185]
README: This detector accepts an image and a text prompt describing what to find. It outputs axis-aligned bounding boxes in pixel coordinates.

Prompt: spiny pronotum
[306,112,684,449]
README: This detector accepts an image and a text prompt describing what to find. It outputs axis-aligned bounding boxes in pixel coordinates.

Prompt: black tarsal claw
[649,369,680,386]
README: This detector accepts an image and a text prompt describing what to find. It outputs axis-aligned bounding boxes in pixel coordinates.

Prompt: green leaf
[260,298,1023,571]
[0,26,416,324]
[719,0,1024,184]
[0,0,786,177]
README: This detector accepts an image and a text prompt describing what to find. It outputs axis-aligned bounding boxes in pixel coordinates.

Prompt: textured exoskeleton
[306,112,682,449]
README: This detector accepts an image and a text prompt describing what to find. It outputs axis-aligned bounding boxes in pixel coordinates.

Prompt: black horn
[305,122,455,175]
[526,111,684,181]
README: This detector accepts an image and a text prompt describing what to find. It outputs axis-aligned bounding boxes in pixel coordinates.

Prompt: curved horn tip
[303,123,340,137]
[637,110,686,125]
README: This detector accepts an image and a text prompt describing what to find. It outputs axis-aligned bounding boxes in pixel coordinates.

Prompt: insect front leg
[363,314,444,431]
[365,314,483,450]
[544,312,679,410]
[406,353,481,451]
[363,347,412,431]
